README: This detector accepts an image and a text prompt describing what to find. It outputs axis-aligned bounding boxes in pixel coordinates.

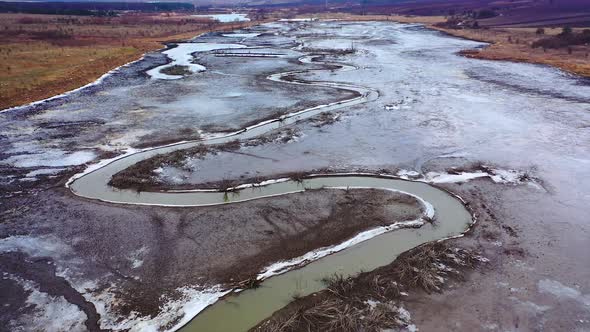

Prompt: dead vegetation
[109,126,304,191]
[289,171,308,184]
[237,277,262,289]
[301,47,357,55]
[108,143,213,190]
[305,13,590,78]
[218,178,240,192]
[256,296,405,332]
[0,12,268,109]
[219,139,241,151]
[447,161,489,174]
[433,24,590,77]
[244,128,300,147]
[253,242,486,332]
[160,65,192,76]
[310,112,340,128]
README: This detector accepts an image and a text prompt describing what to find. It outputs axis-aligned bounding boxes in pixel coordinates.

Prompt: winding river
[67,42,473,331]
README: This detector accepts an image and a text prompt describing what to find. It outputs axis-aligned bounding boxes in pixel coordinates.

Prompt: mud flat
[178,175,472,332]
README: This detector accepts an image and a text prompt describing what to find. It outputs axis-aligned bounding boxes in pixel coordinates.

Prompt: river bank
[2,19,589,332]
[0,13,269,110]
[302,13,590,78]
[252,241,487,332]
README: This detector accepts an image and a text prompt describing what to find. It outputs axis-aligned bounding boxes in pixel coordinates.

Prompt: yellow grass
[301,13,590,78]
[2,11,589,110]
[0,13,267,109]
[431,26,590,77]
[1,43,138,105]
[299,12,446,24]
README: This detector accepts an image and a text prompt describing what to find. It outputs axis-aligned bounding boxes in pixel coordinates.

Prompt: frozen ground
[1,20,590,331]
[191,13,250,23]
[146,43,246,80]
[0,23,352,173]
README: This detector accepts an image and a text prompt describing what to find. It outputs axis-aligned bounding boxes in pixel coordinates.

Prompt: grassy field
[433,26,590,77]
[2,11,589,110]
[0,13,267,110]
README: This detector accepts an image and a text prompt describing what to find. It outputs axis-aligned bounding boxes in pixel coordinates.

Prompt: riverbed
[1,20,589,332]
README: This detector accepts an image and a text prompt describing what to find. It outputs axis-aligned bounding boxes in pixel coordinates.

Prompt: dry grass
[300,13,446,24]
[218,178,240,192]
[289,171,309,184]
[0,13,269,109]
[219,139,242,151]
[108,143,212,190]
[160,65,191,76]
[257,298,402,332]
[432,26,590,77]
[303,12,590,77]
[253,242,486,332]
[389,242,479,293]
[237,277,262,289]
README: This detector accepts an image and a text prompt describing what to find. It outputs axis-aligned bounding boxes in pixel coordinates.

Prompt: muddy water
[66,37,472,332]
[180,176,472,332]
[67,53,376,204]
[72,169,472,331]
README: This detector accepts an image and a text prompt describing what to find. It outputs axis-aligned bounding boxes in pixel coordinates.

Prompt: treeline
[532,27,590,49]
[0,2,195,16]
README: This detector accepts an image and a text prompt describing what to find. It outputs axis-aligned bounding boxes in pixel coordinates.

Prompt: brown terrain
[434,26,590,77]
[3,0,589,111]
[2,5,589,331]
[306,12,590,78]
[0,12,270,110]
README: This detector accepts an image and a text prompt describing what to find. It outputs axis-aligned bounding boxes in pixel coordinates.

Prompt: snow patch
[424,171,488,184]
[90,285,230,332]
[279,18,317,22]
[222,33,261,38]
[258,218,424,280]
[0,235,72,257]
[423,168,530,185]
[108,129,153,148]
[192,13,249,22]
[396,169,420,179]
[510,296,551,313]
[25,168,65,177]
[538,279,590,307]
[258,186,432,280]
[7,274,87,332]
[2,150,96,168]
[128,246,148,269]
[147,43,246,80]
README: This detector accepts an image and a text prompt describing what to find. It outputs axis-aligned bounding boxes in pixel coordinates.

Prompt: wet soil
[0,183,421,326]
[2,19,590,332]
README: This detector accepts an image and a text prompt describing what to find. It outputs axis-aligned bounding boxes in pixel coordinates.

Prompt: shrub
[561,26,573,36]
[532,30,590,49]
[477,9,497,19]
